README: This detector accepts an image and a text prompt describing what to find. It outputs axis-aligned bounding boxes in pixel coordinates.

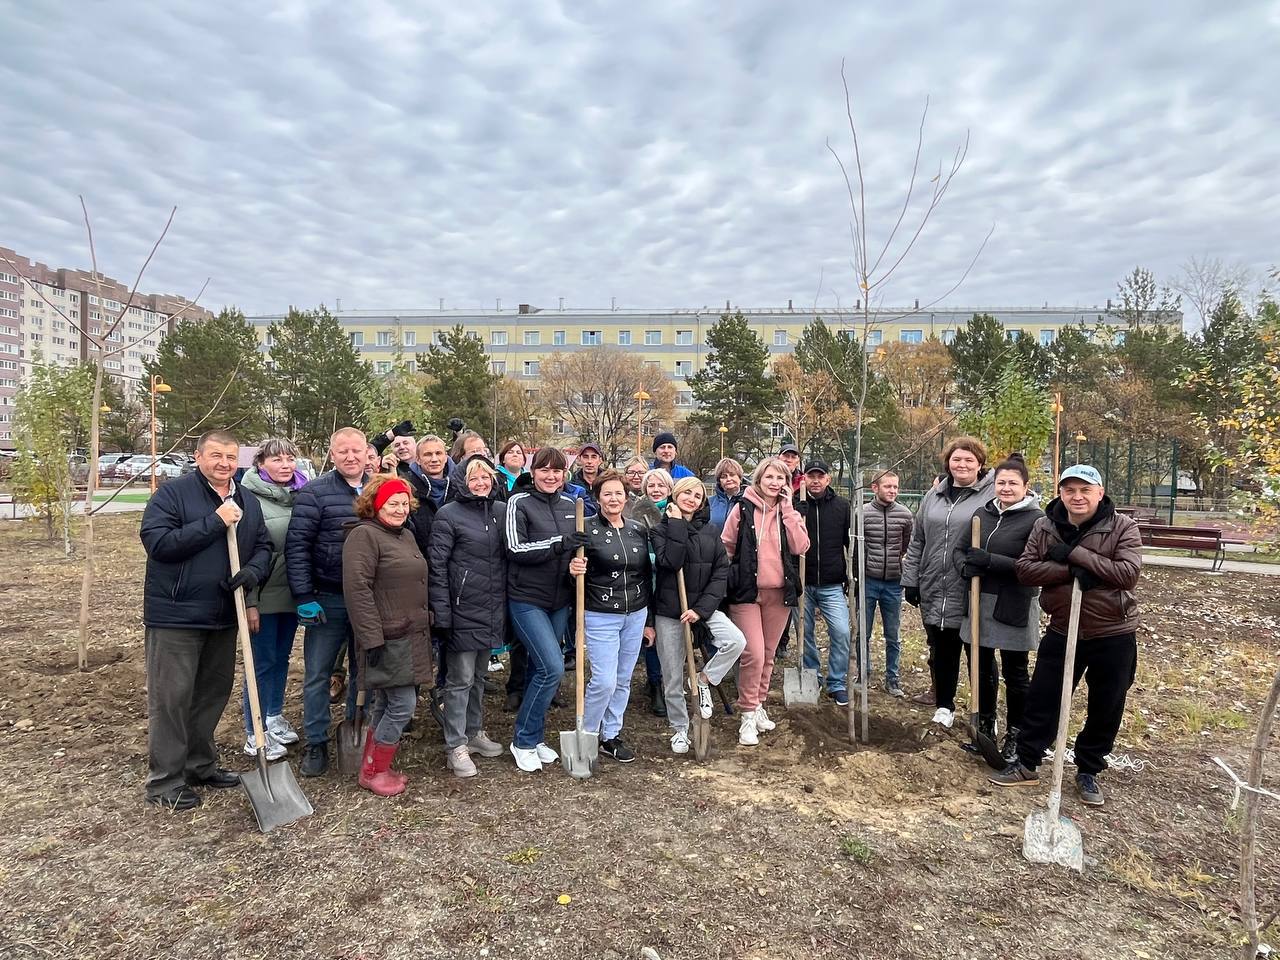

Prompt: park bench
[1118,505,1159,522]
[1138,523,1225,571]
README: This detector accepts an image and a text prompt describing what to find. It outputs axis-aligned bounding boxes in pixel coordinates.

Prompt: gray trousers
[653,611,746,730]
[369,685,416,745]
[145,626,237,799]
[442,649,488,749]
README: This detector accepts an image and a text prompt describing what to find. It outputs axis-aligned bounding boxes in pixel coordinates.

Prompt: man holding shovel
[140,429,272,811]
[989,465,1142,807]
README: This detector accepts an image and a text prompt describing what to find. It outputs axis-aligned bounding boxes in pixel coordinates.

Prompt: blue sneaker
[1076,772,1104,806]
[831,689,850,707]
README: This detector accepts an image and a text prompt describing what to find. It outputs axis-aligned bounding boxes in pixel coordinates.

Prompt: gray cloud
[1,0,1276,315]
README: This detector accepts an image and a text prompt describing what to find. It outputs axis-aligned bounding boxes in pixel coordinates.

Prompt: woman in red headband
[342,474,434,796]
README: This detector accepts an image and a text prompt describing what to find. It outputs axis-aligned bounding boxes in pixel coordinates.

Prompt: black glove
[794,499,809,517]
[391,420,415,437]
[960,562,983,579]
[1048,542,1074,563]
[431,628,450,647]
[557,530,591,554]
[221,568,259,594]
[964,547,991,568]
[904,586,921,607]
[366,645,385,669]
[1070,565,1102,591]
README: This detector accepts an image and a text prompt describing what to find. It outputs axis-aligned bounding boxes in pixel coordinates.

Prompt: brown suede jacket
[1016,497,1142,639]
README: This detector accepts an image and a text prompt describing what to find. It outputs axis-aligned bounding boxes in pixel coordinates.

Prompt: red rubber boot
[359,740,406,797]
[359,728,408,788]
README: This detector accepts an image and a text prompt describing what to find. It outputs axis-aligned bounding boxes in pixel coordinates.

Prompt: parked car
[97,453,134,481]
[116,454,185,481]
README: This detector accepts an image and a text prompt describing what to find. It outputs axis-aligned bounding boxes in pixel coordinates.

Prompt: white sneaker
[697,678,714,719]
[467,730,504,758]
[671,729,690,754]
[534,742,559,764]
[738,712,759,746]
[266,714,299,745]
[754,705,776,732]
[487,656,504,673]
[510,743,542,773]
[243,734,286,760]
[447,745,478,778]
[931,707,955,728]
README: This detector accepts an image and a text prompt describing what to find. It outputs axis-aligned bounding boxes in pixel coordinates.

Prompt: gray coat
[240,469,298,616]
[901,471,995,629]
[860,498,914,582]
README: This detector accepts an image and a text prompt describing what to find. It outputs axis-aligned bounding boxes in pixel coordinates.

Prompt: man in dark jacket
[286,426,367,776]
[652,431,695,480]
[372,420,437,552]
[797,461,853,704]
[990,465,1142,806]
[860,470,914,697]
[140,429,272,810]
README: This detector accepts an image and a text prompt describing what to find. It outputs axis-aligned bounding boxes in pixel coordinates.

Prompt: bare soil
[1,514,1277,959]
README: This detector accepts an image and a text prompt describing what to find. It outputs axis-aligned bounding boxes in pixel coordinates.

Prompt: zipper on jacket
[455,569,469,608]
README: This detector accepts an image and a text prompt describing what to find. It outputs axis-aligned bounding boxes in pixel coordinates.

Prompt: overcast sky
[2,1,1277,317]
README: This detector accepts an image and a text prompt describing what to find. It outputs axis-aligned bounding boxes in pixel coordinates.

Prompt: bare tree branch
[868,96,929,278]
[106,277,210,359]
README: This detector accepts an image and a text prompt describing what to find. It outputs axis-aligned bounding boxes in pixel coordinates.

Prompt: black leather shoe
[147,786,202,811]
[648,681,667,718]
[188,767,241,789]
[300,742,329,777]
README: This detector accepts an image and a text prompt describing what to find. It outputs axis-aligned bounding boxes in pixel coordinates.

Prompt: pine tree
[688,311,776,458]
[419,324,498,438]
[948,313,1047,405]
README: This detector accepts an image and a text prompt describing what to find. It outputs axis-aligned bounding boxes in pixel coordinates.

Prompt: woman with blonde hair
[721,457,810,745]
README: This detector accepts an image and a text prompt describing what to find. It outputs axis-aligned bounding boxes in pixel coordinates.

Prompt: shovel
[677,570,711,761]
[1023,578,1084,872]
[336,681,366,777]
[965,515,1005,769]
[783,485,820,706]
[228,524,313,833]
[559,498,598,779]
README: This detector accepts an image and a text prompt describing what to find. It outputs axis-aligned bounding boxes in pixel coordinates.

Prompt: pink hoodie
[721,485,811,590]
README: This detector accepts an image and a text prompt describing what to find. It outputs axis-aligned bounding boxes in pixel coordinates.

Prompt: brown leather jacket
[1016,498,1142,639]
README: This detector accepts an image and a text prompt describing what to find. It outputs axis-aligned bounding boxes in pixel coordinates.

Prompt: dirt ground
[1,514,1277,960]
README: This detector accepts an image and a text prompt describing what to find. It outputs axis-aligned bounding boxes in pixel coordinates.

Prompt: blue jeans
[301,591,358,746]
[583,609,646,740]
[510,601,569,749]
[802,583,851,693]
[242,612,298,735]
[861,577,903,685]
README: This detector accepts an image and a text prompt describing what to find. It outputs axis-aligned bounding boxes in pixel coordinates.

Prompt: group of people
[139,423,1142,813]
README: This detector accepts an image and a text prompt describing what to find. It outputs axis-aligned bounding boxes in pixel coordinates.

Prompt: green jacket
[241,469,298,615]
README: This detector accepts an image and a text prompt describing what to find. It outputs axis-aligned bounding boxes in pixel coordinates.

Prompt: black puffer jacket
[140,471,272,630]
[428,484,507,653]
[952,495,1044,645]
[504,473,579,610]
[651,500,729,621]
[799,487,850,587]
[581,515,652,616]
[285,469,363,604]
[861,498,914,582]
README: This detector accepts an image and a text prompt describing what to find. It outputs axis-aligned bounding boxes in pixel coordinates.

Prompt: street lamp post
[1074,430,1086,466]
[633,388,650,457]
[150,374,173,493]
[718,423,728,460]
[1051,391,1063,482]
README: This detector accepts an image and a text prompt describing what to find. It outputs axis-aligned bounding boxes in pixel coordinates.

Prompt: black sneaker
[988,762,1039,787]
[1075,772,1104,806]
[146,786,201,811]
[503,691,522,713]
[600,737,636,763]
[299,742,329,778]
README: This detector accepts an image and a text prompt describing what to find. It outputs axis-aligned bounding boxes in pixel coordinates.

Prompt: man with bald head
[286,426,368,777]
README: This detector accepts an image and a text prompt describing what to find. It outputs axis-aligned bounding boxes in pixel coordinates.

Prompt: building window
[553,330,566,346]
[404,360,416,373]
[865,330,882,347]
[771,422,787,439]
[1113,331,1127,346]
[674,360,692,377]
[491,361,506,375]
[676,391,693,407]
[676,330,693,345]
[375,361,392,374]
[1008,329,1023,341]
[349,332,364,347]
[523,360,540,376]
[774,330,788,346]
[523,330,541,346]
[617,331,631,346]
[1039,329,1055,346]
[940,330,956,345]
[899,329,923,344]
[552,419,567,436]
[402,331,416,347]
[581,330,602,346]
[645,360,661,370]
[491,331,508,346]
[645,330,662,345]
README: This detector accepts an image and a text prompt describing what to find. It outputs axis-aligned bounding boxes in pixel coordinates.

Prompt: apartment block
[0,245,213,449]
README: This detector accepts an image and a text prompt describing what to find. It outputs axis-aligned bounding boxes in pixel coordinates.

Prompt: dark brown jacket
[342,518,434,689]
[1016,497,1141,639]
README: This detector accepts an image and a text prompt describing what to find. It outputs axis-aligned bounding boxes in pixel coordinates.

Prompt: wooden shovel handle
[969,514,982,709]
[574,498,586,720]
[228,524,268,752]
[677,570,700,692]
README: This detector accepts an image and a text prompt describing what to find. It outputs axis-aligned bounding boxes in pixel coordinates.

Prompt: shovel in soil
[964,515,1005,769]
[1023,578,1084,872]
[228,524,314,833]
[783,486,820,707]
[336,682,366,777]
[559,498,598,779]
[677,570,711,761]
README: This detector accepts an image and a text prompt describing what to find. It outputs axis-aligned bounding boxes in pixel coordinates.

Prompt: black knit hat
[652,431,678,453]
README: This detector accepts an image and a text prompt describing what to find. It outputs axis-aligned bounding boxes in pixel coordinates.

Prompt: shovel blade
[336,718,366,777]
[783,667,821,706]
[691,717,711,761]
[1022,810,1084,872]
[558,728,599,779]
[241,760,314,834]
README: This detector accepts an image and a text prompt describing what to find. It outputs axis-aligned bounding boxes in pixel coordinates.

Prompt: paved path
[1143,550,1280,577]
[4,499,146,520]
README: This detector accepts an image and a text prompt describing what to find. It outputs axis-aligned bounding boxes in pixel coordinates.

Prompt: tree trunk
[1241,666,1280,958]
[77,368,103,672]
